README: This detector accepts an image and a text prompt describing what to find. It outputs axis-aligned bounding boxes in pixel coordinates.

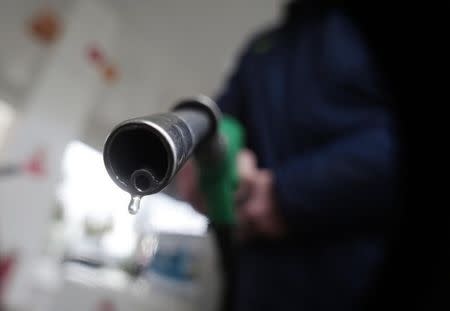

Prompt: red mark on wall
[28,7,62,44]
[0,253,17,300]
[0,147,47,179]
[22,148,47,177]
[86,44,119,84]
[97,299,116,311]
[87,45,106,66]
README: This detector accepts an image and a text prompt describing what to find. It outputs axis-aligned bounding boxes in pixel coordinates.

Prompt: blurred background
[0,0,280,310]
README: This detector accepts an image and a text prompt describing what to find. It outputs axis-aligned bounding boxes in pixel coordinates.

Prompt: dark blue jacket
[215,5,399,311]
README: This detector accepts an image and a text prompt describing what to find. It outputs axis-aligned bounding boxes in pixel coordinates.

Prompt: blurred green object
[198,116,244,225]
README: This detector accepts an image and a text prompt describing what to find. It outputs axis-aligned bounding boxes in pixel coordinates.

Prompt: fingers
[176,150,286,240]
[235,149,258,206]
[235,150,258,238]
[175,159,207,214]
[237,149,257,180]
[236,170,286,240]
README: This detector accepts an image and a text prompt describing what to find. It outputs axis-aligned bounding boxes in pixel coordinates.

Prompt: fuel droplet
[128,196,141,215]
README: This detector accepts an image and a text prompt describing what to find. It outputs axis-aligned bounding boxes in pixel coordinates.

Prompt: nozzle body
[103,96,222,196]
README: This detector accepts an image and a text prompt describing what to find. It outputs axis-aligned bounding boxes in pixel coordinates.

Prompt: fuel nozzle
[103,95,223,213]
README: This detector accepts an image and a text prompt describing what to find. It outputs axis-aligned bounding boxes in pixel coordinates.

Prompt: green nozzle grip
[198,116,244,225]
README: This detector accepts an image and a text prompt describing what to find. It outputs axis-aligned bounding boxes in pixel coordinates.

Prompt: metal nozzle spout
[131,169,157,193]
[103,96,220,196]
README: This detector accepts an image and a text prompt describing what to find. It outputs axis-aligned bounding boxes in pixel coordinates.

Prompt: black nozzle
[104,123,170,195]
[103,96,220,196]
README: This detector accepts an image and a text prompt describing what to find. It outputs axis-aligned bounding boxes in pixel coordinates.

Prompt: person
[176,1,401,310]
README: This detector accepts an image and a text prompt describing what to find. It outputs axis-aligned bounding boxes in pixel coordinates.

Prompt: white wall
[1,0,119,308]
[0,0,71,108]
[82,0,281,150]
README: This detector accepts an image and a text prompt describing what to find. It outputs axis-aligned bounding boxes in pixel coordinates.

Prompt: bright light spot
[57,141,207,261]
[58,140,135,259]
[0,99,16,151]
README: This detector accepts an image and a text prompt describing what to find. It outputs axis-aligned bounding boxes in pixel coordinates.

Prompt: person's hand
[235,149,286,239]
[175,150,286,240]
[175,159,207,215]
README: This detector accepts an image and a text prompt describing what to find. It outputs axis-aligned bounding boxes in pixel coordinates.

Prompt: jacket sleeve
[214,42,252,122]
[273,113,400,236]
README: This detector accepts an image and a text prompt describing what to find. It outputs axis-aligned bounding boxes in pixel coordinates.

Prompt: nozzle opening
[105,124,170,193]
[131,169,154,193]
